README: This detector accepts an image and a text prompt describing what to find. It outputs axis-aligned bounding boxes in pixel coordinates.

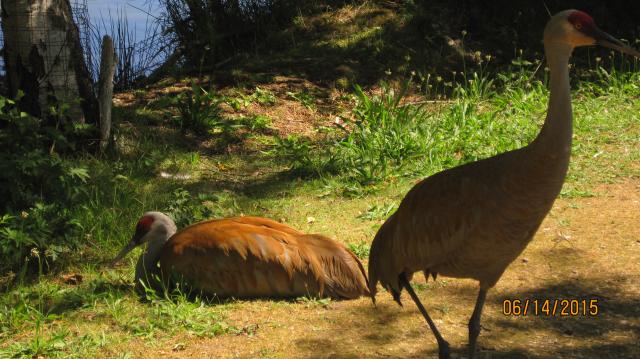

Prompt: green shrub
[0,96,89,210]
[347,241,370,259]
[253,87,277,106]
[240,114,273,132]
[270,135,324,175]
[333,83,430,185]
[286,90,316,110]
[0,205,79,277]
[0,95,88,276]
[271,75,546,192]
[172,83,226,135]
[224,92,253,111]
[165,188,239,229]
[271,82,431,186]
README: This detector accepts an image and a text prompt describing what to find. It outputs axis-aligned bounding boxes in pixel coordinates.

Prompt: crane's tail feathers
[393,272,416,307]
[368,276,378,306]
[391,273,406,307]
[391,287,403,307]
[423,270,438,282]
[309,235,370,299]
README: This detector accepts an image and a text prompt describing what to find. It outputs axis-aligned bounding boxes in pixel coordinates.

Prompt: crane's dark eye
[568,11,595,33]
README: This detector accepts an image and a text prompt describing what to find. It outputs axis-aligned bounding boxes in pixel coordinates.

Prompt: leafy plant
[356,202,397,221]
[224,92,253,111]
[165,188,238,229]
[240,114,273,132]
[347,242,371,259]
[253,87,277,106]
[453,70,495,100]
[224,87,277,111]
[0,204,79,277]
[286,90,316,110]
[270,135,324,175]
[296,295,331,307]
[2,325,69,358]
[172,83,225,135]
[165,189,213,228]
[0,95,87,276]
[333,83,431,185]
[0,96,89,210]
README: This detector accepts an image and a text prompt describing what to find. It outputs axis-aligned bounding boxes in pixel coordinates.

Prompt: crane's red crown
[136,216,154,233]
[567,10,595,32]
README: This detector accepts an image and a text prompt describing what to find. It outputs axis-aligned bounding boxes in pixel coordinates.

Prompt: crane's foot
[438,340,451,359]
[468,323,480,359]
[467,288,487,359]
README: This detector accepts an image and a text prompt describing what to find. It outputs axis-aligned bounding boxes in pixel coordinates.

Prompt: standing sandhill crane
[368,10,640,359]
[112,212,369,299]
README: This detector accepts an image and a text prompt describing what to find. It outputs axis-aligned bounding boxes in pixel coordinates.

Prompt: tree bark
[98,35,116,152]
[1,0,98,124]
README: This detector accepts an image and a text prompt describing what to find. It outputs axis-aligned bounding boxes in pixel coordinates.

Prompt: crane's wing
[159,218,367,299]
[297,234,369,299]
[227,216,305,236]
[368,156,506,299]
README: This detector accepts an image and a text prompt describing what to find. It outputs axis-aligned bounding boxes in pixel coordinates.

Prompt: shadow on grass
[3,278,134,317]
[291,277,639,358]
[48,281,133,315]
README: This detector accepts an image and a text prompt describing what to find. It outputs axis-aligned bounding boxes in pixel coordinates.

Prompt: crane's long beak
[590,27,640,58]
[110,239,138,267]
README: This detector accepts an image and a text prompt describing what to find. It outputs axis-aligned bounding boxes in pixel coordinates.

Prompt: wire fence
[0,0,173,90]
[89,5,173,90]
[0,0,90,100]
[72,0,94,80]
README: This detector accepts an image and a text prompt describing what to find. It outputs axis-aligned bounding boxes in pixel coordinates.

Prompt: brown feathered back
[369,143,568,299]
[159,216,369,299]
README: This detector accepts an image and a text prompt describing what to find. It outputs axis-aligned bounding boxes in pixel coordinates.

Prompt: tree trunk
[98,35,116,152]
[1,0,98,124]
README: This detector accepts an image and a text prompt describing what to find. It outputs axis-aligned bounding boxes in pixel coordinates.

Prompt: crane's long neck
[533,42,574,153]
[134,225,176,291]
[512,41,575,210]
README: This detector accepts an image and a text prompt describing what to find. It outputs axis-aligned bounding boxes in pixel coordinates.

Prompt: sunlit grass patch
[0,272,232,358]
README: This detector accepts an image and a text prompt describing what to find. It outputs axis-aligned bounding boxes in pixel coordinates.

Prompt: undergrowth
[270,54,639,197]
[0,95,91,278]
[270,69,545,193]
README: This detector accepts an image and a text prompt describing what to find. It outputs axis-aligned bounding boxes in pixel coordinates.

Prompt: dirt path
[112,180,640,359]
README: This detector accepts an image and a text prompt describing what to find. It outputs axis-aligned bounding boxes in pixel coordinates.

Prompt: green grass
[1,59,639,356]
[0,270,233,358]
[286,90,316,110]
[356,202,397,222]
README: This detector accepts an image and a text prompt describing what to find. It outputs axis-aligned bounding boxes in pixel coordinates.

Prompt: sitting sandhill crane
[112,212,369,299]
[368,10,640,359]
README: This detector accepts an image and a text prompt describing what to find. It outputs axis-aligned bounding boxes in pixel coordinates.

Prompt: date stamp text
[502,298,599,317]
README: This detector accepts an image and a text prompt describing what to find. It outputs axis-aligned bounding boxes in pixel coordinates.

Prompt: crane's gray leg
[468,288,488,359]
[399,273,451,359]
